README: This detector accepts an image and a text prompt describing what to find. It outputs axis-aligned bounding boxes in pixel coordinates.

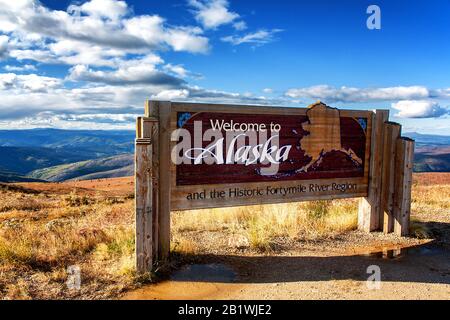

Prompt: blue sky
[0,0,449,134]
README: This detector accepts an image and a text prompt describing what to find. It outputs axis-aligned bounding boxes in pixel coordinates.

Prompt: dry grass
[0,173,448,299]
[0,185,136,299]
[172,199,358,253]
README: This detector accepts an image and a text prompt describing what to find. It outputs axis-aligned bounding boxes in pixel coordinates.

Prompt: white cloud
[68,55,184,87]
[163,63,202,79]
[189,0,239,29]
[163,64,189,78]
[3,64,36,72]
[164,26,209,53]
[221,29,282,46]
[0,0,210,62]
[152,89,190,100]
[0,0,288,129]
[233,21,247,31]
[0,34,8,58]
[0,112,138,130]
[262,88,273,94]
[69,0,129,22]
[0,73,61,91]
[285,85,430,102]
[392,100,448,118]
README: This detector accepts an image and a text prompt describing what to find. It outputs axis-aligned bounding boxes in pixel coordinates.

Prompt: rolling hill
[0,129,134,181]
[0,169,45,183]
[0,146,96,175]
[408,133,450,172]
[28,154,133,182]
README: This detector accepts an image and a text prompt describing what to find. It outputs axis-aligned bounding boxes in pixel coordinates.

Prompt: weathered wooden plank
[358,109,389,232]
[142,117,155,138]
[145,100,159,118]
[381,122,401,233]
[141,117,160,261]
[135,138,152,273]
[171,101,372,118]
[136,117,142,139]
[393,137,414,236]
[157,101,172,261]
[146,100,172,261]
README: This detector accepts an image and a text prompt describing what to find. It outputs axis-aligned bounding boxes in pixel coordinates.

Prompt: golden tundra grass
[171,200,358,253]
[0,173,448,299]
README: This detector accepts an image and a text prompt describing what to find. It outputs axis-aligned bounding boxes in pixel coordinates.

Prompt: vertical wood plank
[135,137,152,273]
[381,122,401,233]
[393,137,414,236]
[142,117,160,262]
[358,109,389,232]
[136,116,142,139]
[157,101,172,261]
[145,100,159,118]
[145,100,171,261]
[152,121,160,261]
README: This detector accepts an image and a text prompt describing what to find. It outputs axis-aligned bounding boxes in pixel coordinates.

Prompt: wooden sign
[135,100,414,273]
[170,102,372,210]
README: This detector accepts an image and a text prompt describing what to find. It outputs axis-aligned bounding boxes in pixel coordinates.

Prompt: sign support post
[135,114,159,274]
[145,100,171,262]
[393,137,415,236]
[358,109,389,231]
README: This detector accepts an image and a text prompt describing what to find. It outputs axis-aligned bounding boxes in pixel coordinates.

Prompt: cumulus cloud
[221,29,282,46]
[0,1,286,129]
[68,64,185,87]
[152,89,190,100]
[67,54,186,87]
[3,64,36,72]
[188,0,239,29]
[392,100,448,118]
[285,85,431,103]
[0,34,8,58]
[0,0,210,63]
[233,21,247,31]
[68,0,129,22]
[0,73,61,91]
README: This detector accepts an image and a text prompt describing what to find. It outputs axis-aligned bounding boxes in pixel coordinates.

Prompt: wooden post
[145,100,171,261]
[393,137,414,236]
[145,117,160,261]
[358,109,389,232]
[381,122,401,233]
[135,114,159,273]
[135,137,152,273]
[136,116,143,139]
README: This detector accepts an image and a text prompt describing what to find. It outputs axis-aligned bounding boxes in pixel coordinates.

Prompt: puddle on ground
[171,263,236,282]
[122,264,239,300]
[361,243,444,260]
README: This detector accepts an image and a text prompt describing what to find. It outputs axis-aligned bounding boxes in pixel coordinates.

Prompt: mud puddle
[122,264,240,300]
[361,242,444,260]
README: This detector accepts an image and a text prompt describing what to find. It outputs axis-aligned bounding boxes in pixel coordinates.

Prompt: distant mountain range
[0,129,448,182]
[411,132,450,172]
[0,129,134,182]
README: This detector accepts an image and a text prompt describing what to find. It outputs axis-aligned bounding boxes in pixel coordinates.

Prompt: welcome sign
[135,100,414,273]
[169,102,372,210]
